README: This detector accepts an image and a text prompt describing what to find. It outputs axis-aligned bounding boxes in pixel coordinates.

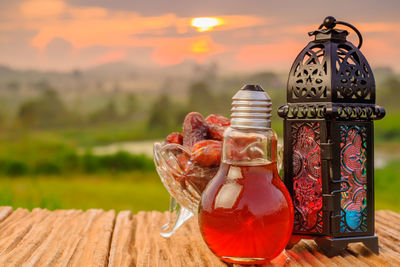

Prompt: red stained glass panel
[292,122,323,233]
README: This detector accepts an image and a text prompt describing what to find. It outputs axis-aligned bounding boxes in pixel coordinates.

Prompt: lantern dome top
[279,17,385,121]
[287,16,374,104]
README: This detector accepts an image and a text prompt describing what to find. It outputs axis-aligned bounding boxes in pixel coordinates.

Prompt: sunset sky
[0,0,399,72]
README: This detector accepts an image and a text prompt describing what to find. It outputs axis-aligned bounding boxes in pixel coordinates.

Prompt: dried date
[165,132,183,144]
[205,114,230,126]
[182,112,208,149]
[186,164,219,193]
[207,124,226,141]
[190,140,222,167]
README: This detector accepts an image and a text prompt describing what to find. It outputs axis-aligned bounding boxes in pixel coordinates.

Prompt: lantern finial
[321,16,336,29]
[315,16,363,49]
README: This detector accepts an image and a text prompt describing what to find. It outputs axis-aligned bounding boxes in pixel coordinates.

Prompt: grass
[0,129,156,175]
[375,111,400,143]
[0,162,397,213]
[0,171,170,213]
[57,120,162,146]
[0,120,164,148]
[375,160,400,212]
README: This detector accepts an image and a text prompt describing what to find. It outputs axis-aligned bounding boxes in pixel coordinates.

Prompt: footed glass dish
[153,142,219,237]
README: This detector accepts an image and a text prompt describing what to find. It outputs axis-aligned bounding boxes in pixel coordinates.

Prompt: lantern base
[315,235,379,257]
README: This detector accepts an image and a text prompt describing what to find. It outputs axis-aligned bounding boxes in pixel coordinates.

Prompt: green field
[0,171,170,213]
[375,160,400,211]
[0,120,397,213]
[0,161,397,213]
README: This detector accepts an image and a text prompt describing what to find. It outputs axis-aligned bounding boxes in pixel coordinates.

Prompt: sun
[191,17,224,32]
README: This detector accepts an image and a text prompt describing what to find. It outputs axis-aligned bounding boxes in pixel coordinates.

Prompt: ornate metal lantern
[278,16,385,255]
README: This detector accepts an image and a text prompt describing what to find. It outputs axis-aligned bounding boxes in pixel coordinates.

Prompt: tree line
[11,80,232,137]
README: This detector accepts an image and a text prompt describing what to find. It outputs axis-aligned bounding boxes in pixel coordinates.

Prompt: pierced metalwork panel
[339,125,368,233]
[287,40,376,104]
[292,122,323,233]
[333,43,374,102]
[289,44,329,102]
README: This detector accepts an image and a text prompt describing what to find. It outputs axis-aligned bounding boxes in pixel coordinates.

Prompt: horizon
[0,60,398,77]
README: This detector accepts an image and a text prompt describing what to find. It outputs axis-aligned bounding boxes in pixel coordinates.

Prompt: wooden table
[0,207,398,266]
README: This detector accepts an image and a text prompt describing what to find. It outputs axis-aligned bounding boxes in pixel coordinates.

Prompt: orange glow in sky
[191,39,210,53]
[0,0,399,71]
[151,36,224,65]
[191,17,224,32]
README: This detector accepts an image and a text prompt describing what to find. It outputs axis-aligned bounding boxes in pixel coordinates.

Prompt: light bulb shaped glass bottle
[198,85,294,265]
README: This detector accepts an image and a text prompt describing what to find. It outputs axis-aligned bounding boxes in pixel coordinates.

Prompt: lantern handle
[318,16,363,49]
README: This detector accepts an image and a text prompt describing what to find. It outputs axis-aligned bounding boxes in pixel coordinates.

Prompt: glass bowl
[153,142,218,237]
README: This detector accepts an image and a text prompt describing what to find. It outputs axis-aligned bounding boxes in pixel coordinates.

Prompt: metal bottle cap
[230,84,272,130]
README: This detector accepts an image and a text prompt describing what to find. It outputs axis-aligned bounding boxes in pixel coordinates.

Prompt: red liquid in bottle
[198,162,294,265]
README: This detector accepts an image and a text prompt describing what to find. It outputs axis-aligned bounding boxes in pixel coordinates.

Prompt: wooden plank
[376,211,400,239]
[0,208,115,267]
[108,211,135,267]
[0,207,396,266]
[65,209,115,266]
[300,241,339,267]
[347,243,396,267]
[108,210,400,267]
[108,211,225,267]
[0,207,12,223]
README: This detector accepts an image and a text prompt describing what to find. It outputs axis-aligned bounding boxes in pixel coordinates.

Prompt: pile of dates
[164,112,230,193]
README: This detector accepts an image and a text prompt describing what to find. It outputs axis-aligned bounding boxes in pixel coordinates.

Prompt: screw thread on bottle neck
[230,85,272,130]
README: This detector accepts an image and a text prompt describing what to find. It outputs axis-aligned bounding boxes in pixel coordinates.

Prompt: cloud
[152,36,225,65]
[20,0,66,18]
[0,0,268,69]
[29,12,179,50]
[45,37,73,59]
[196,15,268,32]
[0,0,399,71]
[235,39,306,70]
[0,0,268,51]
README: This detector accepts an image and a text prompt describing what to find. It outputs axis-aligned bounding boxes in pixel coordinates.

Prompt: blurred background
[0,0,399,212]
